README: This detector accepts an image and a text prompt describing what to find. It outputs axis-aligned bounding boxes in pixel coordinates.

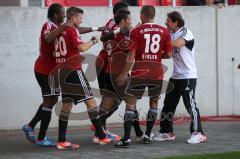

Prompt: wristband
[113,28,120,35]
[91,38,97,44]
[92,27,98,31]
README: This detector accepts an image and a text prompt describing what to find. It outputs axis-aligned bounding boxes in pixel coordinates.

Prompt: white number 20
[144,34,161,53]
[54,36,67,57]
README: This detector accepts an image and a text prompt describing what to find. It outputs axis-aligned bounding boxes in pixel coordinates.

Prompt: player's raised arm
[77,36,99,52]
[171,38,185,48]
[77,26,110,34]
[45,21,74,43]
[172,29,194,49]
[100,27,129,42]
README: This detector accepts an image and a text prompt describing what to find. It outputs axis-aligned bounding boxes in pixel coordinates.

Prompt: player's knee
[101,96,116,109]
[43,96,58,108]
[150,97,159,107]
[85,98,97,109]
[125,95,136,107]
[50,96,58,106]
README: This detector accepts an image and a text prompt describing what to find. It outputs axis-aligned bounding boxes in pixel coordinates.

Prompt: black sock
[133,110,143,137]
[28,104,43,128]
[98,108,108,130]
[95,108,107,137]
[37,106,52,140]
[88,107,106,139]
[99,105,118,130]
[145,108,158,137]
[58,111,69,142]
[123,110,136,141]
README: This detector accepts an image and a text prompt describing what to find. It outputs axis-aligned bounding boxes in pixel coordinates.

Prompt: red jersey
[130,23,172,80]
[54,27,83,70]
[34,21,57,74]
[104,31,131,75]
[95,19,119,70]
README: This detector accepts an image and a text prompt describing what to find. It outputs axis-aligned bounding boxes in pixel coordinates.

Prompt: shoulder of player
[131,24,143,32]
[42,21,58,30]
[64,26,77,32]
[106,19,116,27]
[63,27,80,37]
[155,24,170,33]
[181,27,194,39]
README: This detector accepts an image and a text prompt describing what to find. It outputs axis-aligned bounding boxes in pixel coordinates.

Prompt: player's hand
[238,64,240,69]
[80,55,86,62]
[120,27,130,36]
[116,73,128,86]
[91,36,99,43]
[64,20,74,27]
[98,26,110,32]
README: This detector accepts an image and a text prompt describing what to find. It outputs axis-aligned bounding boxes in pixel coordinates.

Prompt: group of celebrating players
[22,2,207,150]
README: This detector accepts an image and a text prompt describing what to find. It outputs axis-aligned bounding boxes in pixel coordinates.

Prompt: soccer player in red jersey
[22,3,69,147]
[94,2,143,141]
[22,3,108,147]
[54,7,113,150]
[92,9,134,143]
[115,5,172,148]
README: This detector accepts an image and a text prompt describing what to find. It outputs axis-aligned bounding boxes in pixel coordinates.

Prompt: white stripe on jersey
[47,21,51,30]
[74,27,81,37]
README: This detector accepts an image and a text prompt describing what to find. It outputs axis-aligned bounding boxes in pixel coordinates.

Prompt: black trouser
[160,78,203,134]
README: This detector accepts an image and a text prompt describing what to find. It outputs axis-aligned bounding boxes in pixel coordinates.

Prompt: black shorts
[59,69,94,105]
[35,71,60,97]
[101,73,128,98]
[96,66,106,95]
[126,78,163,99]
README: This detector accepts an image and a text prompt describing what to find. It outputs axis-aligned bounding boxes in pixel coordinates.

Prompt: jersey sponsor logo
[140,28,163,34]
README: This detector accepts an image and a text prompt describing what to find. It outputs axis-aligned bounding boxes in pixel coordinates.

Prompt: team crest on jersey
[103,40,118,52]
[118,39,132,50]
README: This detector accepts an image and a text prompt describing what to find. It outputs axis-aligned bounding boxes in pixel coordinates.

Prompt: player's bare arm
[77,26,110,34]
[45,21,74,43]
[116,51,135,86]
[77,36,99,52]
[100,27,129,42]
[171,38,185,48]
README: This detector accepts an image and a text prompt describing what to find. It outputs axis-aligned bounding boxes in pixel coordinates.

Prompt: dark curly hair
[47,3,63,20]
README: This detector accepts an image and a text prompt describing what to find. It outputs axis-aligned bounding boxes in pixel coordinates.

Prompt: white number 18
[144,34,161,53]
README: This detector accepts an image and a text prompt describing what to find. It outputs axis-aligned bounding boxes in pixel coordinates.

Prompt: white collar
[142,23,156,25]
